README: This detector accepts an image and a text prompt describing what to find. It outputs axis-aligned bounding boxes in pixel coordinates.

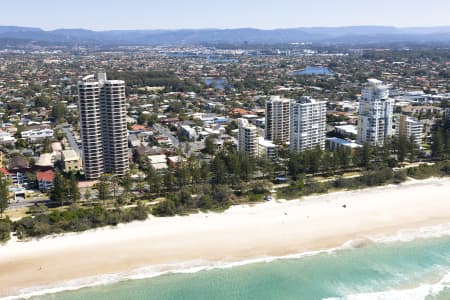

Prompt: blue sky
[2,0,449,30]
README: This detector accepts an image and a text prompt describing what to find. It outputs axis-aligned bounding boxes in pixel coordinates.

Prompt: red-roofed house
[131,124,148,131]
[0,168,12,176]
[36,170,55,192]
[0,167,27,186]
[160,118,179,125]
[230,108,255,117]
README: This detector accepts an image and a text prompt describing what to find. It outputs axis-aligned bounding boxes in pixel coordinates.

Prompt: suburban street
[153,123,180,149]
[58,124,82,156]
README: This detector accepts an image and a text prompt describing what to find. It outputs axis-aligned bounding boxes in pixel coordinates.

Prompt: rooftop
[36,170,55,182]
[327,137,362,149]
[62,149,80,161]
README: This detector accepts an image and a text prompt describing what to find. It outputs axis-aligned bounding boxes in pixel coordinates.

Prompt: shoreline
[2,177,450,298]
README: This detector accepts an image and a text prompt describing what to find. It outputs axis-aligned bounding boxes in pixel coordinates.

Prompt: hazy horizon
[1,0,449,31]
[2,24,450,32]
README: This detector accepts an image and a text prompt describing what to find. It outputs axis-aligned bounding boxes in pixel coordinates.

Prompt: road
[8,196,48,209]
[58,124,82,156]
[153,123,181,149]
[393,161,434,171]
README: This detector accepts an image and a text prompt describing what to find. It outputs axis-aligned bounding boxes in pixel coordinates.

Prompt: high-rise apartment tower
[265,96,291,144]
[357,79,394,146]
[78,73,129,179]
[289,96,327,152]
[237,118,259,157]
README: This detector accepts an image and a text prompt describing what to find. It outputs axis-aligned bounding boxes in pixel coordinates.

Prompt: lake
[292,66,335,76]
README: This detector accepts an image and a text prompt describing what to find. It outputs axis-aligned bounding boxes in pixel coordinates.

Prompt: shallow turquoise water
[29,235,450,300]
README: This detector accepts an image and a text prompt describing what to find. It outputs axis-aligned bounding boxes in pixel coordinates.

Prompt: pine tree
[96,175,112,205]
[50,172,66,206]
[120,173,132,195]
[431,129,445,159]
[68,175,80,203]
[146,166,162,195]
[408,135,418,162]
[0,176,10,218]
[397,136,408,163]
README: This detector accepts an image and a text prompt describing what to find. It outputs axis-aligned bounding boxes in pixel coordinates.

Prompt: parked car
[264,195,273,201]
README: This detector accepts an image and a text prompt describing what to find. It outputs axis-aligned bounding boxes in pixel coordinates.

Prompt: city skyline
[1,0,449,30]
[1,7,450,298]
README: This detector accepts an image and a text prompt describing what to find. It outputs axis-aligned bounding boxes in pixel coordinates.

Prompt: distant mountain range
[0,25,449,45]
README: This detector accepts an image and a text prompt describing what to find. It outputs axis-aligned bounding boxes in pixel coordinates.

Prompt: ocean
[19,224,450,300]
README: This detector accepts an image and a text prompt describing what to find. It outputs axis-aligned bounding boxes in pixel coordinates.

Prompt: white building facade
[100,78,129,176]
[265,96,291,144]
[290,96,327,152]
[257,137,277,160]
[238,118,259,157]
[358,79,394,146]
[78,73,129,179]
[398,115,423,148]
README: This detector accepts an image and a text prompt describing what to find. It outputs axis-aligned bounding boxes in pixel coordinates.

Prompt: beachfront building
[61,149,83,173]
[290,96,327,152]
[357,79,394,146]
[36,170,55,192]
[398,115,424,147]
[265,96,291,144]
[238,118,259,157]
[257,137,277,160]
[334,124,358,138]
[100,76,129,176]
[78,74,104,179]
[0,168,27,186]
[78,73,129,179]
[327,137,362,152]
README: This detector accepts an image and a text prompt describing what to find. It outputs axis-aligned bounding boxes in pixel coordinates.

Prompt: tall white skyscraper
[78,74,104,180]
[237,118,258,157]
[290,96,327,152]
[357,79,394,146]
[100,79,129,176]
[78,73,129,180]
[265,96,291,144]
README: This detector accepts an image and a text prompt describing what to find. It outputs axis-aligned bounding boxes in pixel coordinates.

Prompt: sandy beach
[2,177,450,298]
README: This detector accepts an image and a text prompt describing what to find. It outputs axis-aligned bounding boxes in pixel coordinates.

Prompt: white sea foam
[323,272,450,300]
[5,222,450,300]
[1,241,358,300]
[368,222,450,244]
[6,222,450,300]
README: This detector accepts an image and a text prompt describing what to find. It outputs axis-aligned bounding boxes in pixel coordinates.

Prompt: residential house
[36,170,55,192]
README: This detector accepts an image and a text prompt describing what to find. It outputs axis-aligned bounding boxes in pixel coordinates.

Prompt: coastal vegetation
[4,155,450,240]
[3,115,450,240]
[14,203,148,239]
[277,167,406,200]
[0,175,10,218]
[406,161,450,179]
[0,218,11,242]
